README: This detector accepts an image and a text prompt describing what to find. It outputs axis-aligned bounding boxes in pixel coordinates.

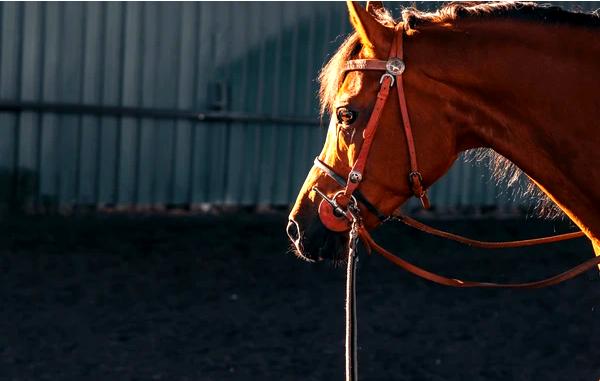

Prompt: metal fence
[0,2,596,212]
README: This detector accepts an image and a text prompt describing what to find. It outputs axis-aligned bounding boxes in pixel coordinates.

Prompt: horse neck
[412,19,600,243]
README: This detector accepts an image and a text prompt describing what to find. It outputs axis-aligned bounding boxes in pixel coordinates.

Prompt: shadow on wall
[0,169,58,214]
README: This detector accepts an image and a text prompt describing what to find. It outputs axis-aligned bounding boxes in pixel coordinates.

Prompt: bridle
[308,23,598,381]
[311,23,599,287]
[314,23,427,233]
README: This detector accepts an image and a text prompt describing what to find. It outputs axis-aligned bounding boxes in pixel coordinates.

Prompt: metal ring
[333,190,358,210]
[313,188,359,220]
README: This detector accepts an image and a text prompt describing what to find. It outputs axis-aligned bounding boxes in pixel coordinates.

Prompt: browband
[344,59,388,72]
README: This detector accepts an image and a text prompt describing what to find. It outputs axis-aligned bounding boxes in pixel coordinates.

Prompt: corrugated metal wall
[0,2,596,212]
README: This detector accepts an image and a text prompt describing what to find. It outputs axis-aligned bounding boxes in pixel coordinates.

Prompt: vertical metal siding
[0,2,597,211]
[0,3,21,206]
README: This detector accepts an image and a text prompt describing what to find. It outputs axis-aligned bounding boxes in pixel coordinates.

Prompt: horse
[286,1,600,263]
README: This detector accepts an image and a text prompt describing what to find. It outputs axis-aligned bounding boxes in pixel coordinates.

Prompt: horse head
[287,1,461,261]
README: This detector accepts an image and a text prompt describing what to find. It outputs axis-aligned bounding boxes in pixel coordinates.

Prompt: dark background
[0,212,598,380]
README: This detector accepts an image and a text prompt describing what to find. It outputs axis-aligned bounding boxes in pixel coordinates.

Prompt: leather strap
[358,226,599,288]
[393,25,430,208]
[343,77,393,197]
[344,59,388,72]
[393,213,586,248]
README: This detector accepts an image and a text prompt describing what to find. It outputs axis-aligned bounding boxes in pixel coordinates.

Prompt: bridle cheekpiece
[313,24,429,232]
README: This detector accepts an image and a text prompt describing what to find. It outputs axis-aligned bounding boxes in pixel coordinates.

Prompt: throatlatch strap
[393,25,430,208]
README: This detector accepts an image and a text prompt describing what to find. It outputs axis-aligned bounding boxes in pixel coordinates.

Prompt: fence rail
[0,101,319,126]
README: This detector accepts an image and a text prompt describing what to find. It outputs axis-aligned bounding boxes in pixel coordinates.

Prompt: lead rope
[345,220,360,381]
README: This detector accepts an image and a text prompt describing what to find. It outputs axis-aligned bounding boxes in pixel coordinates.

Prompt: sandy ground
[0,212,598,381]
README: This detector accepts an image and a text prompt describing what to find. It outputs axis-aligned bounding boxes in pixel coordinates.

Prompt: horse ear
[347,1,389,53]
[366,1,385,16]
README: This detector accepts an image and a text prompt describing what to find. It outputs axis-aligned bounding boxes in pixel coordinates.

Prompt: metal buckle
[379,73,395,87]
[408,171,423,183]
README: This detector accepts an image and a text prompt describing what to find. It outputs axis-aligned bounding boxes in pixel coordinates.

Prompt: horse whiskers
[288,243,314,263]
[328,242,352,269]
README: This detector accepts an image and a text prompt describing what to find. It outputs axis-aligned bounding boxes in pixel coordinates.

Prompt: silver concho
[349,171,363,184]
[386,58,405,76]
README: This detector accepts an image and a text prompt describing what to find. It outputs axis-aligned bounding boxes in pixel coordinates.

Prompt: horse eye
[336,107,357,125]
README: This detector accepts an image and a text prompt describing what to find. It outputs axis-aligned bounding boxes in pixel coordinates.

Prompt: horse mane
[401,1,600,30]
[465,149,563,219]
[317,1,596,218]
[319,1,599,116]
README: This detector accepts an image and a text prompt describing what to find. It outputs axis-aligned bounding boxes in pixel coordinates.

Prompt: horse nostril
[286,219,301,243]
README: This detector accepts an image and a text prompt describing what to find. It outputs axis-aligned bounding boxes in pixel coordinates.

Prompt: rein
[311,24,596,381]
[345,220,360,381]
